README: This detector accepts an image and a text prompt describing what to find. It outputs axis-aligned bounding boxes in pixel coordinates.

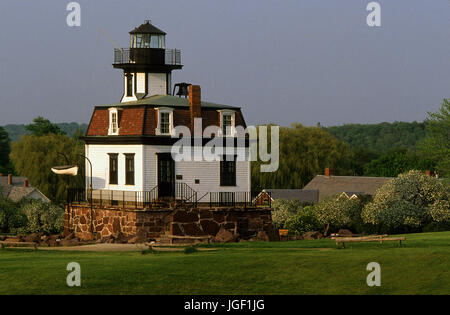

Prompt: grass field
[0,231,449,295]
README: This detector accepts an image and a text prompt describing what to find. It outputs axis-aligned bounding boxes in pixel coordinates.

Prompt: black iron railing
[68,183,198,209]
[209,191,265,208]
[113,48,181,65]
[68,188,270,209]
[176,182,197,207]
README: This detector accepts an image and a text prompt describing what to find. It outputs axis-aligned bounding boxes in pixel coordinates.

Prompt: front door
[157,153,174,199]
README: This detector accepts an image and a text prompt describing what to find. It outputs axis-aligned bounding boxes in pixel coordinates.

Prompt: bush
[19,200,64,235]
[271,199,303,229]
[285,206,321,235]
[0,193,26,233]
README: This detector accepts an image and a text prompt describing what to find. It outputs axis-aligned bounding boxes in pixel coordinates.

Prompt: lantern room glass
[131,34,165,49]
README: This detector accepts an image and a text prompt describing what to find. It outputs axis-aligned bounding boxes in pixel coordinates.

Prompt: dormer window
[219,110,236,136]
[108,108,120,135]
[155,107,173,135]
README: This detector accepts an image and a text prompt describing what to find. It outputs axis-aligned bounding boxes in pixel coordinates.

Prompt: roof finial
[144,19,151,24]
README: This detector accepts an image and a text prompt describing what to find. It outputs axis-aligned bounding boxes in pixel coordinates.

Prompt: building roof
[263,189,319,204]
[0,176,27,187]
[87,95,246,137]
[96,94,241,110]
[129,21,166,35]
[303,175,392,201]
[0,176,50,203]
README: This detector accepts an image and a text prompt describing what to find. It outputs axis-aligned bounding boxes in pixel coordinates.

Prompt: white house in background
[83,21,251,203]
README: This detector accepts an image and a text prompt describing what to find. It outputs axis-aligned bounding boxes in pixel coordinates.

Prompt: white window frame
[155,107,174,135]
[218,110,236,137]
[108,107,121,136]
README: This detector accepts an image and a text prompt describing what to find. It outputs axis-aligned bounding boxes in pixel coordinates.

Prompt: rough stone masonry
[65,205,273,241]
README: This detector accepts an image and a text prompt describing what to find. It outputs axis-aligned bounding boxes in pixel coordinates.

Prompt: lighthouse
[113,20,183,102]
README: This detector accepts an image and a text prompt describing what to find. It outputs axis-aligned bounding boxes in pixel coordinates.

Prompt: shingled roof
[96,94,241,110]
[263,189,319,204]
[0,176,50,203]
[303,175,392,201]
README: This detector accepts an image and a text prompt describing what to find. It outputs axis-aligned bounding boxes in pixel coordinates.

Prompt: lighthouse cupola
[113,20,182,102]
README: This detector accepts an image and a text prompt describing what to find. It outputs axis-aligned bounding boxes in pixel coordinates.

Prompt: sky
[0,0,448,127]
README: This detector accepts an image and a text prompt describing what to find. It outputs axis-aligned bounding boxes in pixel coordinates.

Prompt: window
[156,108,173,135]
[126,74,133,97]
[220,156,236,186]
[160,112,170,134]
[109,154,118,185]
[125,154,135,185]
[222,114,232,136]
[219,110,235,136]
[108,108,120,135]
[111,112,117,133]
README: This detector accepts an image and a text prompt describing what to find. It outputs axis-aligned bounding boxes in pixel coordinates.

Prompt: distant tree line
[2,121,88,142]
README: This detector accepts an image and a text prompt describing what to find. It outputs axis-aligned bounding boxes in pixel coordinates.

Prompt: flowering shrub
[286,206,321,235]
[19,200,64,234]
[362,170,449,233]
[271,199,303,229]
[311,195,362,235]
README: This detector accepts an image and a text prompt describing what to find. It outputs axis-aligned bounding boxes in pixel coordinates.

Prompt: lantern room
[129,20,166,49]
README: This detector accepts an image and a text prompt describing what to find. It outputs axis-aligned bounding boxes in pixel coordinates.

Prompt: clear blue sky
[0,0,448,127]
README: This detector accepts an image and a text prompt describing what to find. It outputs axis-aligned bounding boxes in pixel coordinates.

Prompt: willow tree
[10,133,85,203]
[251,123,351,192]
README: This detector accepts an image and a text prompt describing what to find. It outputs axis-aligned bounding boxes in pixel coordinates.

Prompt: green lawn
[0,232,449,294]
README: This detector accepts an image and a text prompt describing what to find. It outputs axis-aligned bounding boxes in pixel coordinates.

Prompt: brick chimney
[325,168,333,177]
[24,179,29,187]
[8,174,12,185]
[425,170,431,177]
[189,85,201,133]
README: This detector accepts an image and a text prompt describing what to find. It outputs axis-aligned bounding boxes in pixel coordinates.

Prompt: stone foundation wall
[170,209,273,238]
[65,205,172,241]
[65,205,272,241]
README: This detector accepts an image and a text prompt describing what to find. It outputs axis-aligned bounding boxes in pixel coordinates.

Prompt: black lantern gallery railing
[113,48,181,65]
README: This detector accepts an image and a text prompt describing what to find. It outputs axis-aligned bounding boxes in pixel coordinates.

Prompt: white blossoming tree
[312,195,362,235]
[271,199,303,229]
[362,170,449,233]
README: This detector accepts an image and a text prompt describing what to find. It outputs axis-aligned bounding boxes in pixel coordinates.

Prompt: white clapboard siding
[148,73,166,96]
[87,144,251,201]
[85,144,144,191]
[136,73,146,94]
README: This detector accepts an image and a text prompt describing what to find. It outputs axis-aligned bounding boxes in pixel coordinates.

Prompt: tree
[349,146,379,176]
[0,126,11,171]
[420,99,450,178]
[325,121,426,153]
[286,206,321,235]
[252,123,351,192]
[361,170,448,233]
[271,199,301,229]
[25,117,64,137]
[363,149,435,177]
[312,194,362,235]
[10,133,85,203]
